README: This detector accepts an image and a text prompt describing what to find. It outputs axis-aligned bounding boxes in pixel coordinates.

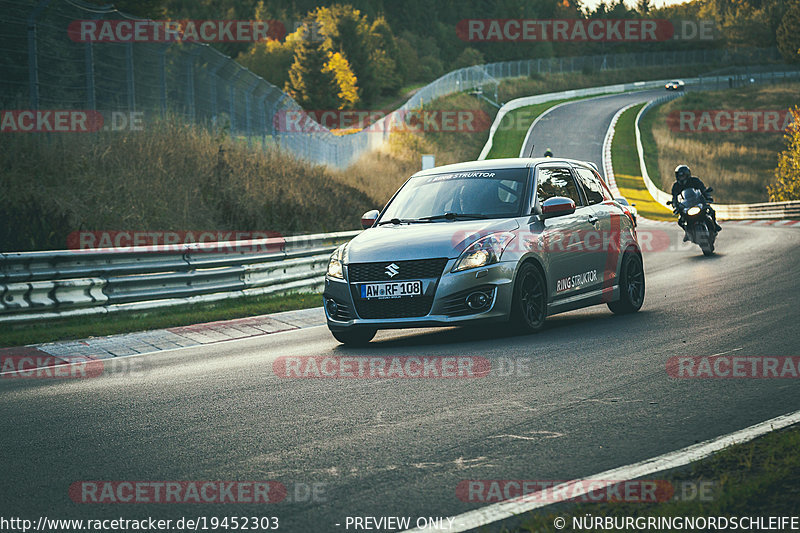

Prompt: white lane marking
[489,431,564,441]
[708,347,743,358]
[406,409,800,533]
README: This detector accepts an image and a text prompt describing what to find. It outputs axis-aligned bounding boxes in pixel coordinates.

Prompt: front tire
[701,220,716,256]
[509,263,547,333]
[330,327,377,346]
[608,250,645,314]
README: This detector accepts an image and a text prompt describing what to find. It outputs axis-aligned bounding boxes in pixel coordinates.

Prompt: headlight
[687,206,701,216]
[327,244,345,279]
[452,232,516,273]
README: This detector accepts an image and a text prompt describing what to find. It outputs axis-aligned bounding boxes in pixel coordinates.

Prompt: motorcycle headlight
[687,206,701,216]
[327,244,345,279]
[452,232,516,273]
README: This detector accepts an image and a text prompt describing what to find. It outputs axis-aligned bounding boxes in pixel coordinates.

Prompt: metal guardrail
[0,231,359,323]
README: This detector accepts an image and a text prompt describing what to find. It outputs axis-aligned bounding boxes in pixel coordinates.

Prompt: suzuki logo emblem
[385,263,400,278]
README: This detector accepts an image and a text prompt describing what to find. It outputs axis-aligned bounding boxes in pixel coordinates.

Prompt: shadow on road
[333,309,655,352]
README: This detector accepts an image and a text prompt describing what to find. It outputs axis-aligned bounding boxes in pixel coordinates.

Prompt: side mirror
[360,209,380,229]
[614,197,630,206]
[705,187,714,193]
[541,197,576,219]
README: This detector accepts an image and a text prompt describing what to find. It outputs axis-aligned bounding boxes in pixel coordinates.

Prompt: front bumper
[323,259,516,331]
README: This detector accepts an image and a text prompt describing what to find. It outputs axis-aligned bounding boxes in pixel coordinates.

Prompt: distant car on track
[323,158,645,345]
[665,79,685,91]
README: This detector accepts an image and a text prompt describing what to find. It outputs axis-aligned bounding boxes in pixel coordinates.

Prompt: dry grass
[0,93,492,252]
[646,82,799,204]
[0,119,374,251]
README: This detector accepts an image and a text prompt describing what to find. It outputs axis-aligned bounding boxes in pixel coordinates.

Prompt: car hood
[345,218,520,263]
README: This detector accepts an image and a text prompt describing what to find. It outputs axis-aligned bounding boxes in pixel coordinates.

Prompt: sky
[579,0,693,9]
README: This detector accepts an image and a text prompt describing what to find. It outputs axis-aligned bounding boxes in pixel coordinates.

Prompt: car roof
[411,157,598,178]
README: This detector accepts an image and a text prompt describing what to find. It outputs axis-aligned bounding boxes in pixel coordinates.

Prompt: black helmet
[543,148,553,157]
[674,164,691,181]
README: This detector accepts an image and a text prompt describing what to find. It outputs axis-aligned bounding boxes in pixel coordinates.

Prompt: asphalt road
[3,92,799,533]
[522,88,665,162]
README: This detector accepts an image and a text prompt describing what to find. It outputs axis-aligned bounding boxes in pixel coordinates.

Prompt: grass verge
[513,423,800,532]
[612,103,674,221]
[0,292,322,348]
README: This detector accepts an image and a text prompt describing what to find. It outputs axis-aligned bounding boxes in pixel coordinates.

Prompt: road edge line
[406,409,800,533]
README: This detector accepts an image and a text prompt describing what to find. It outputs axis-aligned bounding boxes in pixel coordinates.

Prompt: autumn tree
[237,38,295,91]
[285,23,341,110]
[768,108,800,202]
[323,51,359,109]
[777,0,800,63]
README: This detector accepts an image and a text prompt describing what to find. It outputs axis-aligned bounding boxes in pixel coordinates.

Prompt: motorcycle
[667,187,718,256]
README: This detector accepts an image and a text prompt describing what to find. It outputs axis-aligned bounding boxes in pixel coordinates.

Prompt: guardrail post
[259,95,268,149]
[229,68,245,135]
[185,48,202,122]
[126,41,136,110]
[84,16,97,110]
[157,44,170,117]
[245,79,259,146]
[27,0,53,110]
[207,57,226,128]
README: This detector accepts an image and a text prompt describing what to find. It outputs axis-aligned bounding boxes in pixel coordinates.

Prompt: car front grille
[347,258,448,283]
[351,294,435,319]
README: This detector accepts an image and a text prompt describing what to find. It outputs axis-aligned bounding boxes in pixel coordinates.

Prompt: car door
[533,165,600,301]
[573,165,626,297]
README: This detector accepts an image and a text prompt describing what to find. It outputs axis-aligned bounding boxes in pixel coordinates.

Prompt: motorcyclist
[671,164,722,234]
[543,148,553,157]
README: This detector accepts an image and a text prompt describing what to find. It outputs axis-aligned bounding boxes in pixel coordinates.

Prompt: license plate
[360,280,423,299]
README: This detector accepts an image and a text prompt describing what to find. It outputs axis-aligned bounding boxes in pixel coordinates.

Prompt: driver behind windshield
[671,164,722,233]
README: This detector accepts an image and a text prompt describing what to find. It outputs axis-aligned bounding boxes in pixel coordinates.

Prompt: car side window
[536,167,584,207]
[575,168,606,205]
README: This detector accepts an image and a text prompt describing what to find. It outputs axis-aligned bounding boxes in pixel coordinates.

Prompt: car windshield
[379,168,528,222]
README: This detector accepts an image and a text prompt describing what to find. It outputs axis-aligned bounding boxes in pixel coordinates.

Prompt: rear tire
[509,263,547,333]
[608,250,645,314]
[330,327,377,346]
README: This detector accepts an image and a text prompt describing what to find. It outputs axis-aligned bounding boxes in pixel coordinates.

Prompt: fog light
[325,298,339,316]
[466,291,490,310]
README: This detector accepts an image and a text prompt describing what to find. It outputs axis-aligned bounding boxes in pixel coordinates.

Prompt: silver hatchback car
[323,157,644,345]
